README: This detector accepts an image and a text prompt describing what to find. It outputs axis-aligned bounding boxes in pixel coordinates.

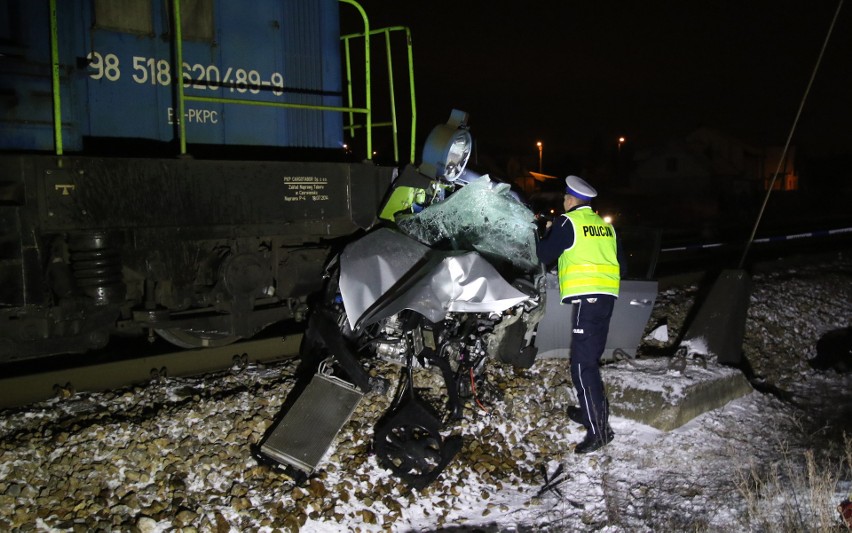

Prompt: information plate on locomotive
[282,176,330,202]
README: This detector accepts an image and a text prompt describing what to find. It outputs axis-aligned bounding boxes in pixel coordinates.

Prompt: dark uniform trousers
[569,294,616,436]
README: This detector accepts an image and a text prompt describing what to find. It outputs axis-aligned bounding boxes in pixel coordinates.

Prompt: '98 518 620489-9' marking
[86,51,286,96]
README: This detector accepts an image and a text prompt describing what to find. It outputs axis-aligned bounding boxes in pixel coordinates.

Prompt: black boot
[575,427,614,454]
[568,405,614,436]
[566,405,586,426]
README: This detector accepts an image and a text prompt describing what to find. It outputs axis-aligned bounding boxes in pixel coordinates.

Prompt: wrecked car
[258,111,547,488]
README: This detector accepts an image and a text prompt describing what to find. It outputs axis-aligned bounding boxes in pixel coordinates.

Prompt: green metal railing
[47,0,416,163]
[341,25,417,164]
[172,0,379,158]
[49,0,62,156]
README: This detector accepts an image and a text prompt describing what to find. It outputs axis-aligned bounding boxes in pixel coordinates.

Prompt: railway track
[2,231,847,412]
[0,334,302,410]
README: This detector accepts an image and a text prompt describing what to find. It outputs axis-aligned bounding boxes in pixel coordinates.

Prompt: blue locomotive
[0,0,451,361]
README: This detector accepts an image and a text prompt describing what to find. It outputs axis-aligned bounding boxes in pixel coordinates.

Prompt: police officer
[536,175,620,453]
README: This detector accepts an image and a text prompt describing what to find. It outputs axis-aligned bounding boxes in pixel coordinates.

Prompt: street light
[617,136,625,154]
[536,141,542,174]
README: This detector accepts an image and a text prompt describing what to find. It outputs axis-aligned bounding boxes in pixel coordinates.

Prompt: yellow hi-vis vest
[557,207,620,301]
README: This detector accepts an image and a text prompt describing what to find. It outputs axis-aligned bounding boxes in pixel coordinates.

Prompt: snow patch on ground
[1,254,850,531]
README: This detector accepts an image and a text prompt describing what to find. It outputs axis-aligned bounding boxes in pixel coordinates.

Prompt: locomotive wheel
[154,328,241,349]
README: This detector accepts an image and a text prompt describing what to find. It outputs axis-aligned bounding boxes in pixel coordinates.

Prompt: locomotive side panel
[0,1,64,150]
[37,158,364,233]
[0,0,344,152]
[0,161,28,308]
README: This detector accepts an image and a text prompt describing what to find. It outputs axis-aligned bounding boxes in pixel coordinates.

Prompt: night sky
[348,1,852,172]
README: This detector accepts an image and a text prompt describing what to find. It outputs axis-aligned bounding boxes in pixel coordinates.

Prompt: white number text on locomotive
[86,51,286,96]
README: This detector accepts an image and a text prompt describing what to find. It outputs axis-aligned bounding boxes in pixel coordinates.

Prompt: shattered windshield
[397,176,539,274]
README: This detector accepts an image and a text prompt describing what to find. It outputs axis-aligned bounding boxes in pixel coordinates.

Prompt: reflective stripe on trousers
[569,295,615,435]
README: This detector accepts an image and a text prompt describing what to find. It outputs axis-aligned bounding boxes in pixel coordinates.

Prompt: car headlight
[420,109,472,182]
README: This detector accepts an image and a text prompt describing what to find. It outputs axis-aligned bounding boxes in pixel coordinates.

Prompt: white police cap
[565,175,597,200]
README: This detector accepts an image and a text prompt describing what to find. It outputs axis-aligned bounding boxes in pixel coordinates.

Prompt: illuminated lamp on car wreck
[419,109,472,182]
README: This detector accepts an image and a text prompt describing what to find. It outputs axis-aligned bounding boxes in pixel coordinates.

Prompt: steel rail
[0,334,302,410]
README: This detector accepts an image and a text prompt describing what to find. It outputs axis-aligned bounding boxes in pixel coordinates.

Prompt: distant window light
[785,173,798,191]
[666,157,678,173]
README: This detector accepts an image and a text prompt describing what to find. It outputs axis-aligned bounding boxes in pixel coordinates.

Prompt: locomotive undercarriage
[0,230,326,361]
[0,154,391,363]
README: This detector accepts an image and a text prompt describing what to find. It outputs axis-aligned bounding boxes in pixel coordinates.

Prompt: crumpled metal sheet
[339,227,429,329]
[339,227,529,330]
[369,251,531,325]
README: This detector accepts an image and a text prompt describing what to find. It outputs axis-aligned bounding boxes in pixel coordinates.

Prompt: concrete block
[604,357,753,431]
[680,269,751,365]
